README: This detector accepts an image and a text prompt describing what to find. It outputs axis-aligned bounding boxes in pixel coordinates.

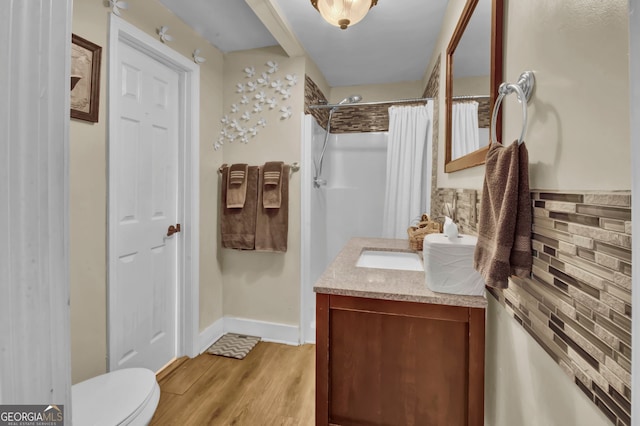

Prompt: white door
[110,40,180,372]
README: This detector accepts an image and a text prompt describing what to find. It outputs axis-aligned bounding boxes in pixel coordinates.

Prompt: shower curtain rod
[308,94,489,110]
[308,97,432,109]
[452,94,489,100]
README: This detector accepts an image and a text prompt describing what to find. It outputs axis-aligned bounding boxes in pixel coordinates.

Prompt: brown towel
[473,141,532,288]
[221,165,259,249]
[256,165,289,252]
[262,161,284,208]
[226,163,249,208]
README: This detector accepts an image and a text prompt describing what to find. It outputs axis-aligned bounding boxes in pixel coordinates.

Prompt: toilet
[72,368,160,426]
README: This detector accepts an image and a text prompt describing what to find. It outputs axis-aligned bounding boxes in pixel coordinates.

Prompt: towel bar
[490,71,535,146]
[218,162,300,175]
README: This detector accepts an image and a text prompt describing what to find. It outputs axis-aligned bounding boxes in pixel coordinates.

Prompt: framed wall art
[71,34,101,122]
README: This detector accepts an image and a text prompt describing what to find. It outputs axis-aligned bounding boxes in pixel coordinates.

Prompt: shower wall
[322,131,388,264]
[309,117,388,278]
[302,115,388,342]
[308,117,328,287]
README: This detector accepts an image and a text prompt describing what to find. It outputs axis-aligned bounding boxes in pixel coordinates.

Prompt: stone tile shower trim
[304,76,429,134]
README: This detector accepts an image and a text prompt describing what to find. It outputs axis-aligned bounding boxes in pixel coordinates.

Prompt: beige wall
[221,46,304,325]
[305,57,331,99]
[630,0,640,418]
[70,0,108,385]
[71,0,224,384]
[431,0,630,191]
[425,0,630,424]
[502,0,630,191]
[330,80,423,104]
[453,75,489,96]
[485,296,611,425]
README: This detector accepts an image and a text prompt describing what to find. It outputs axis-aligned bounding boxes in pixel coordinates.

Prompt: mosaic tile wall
[432,188,480,234]
[433,188,633,426]
[329,104,393,133]
[304,75,329,129]
[304,76,426,134]
[477,97,490,128]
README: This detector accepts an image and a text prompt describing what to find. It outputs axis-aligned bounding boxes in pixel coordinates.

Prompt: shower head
[338,94,362,105]
[330,94,363,113]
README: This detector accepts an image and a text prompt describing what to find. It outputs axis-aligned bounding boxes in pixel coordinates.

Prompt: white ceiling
[158,0,278,52]
[158,0,490,88]
[272,0,448,87]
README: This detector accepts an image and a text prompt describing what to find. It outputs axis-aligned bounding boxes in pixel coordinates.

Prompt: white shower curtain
[451,101,480,160]
[382,102,434,239]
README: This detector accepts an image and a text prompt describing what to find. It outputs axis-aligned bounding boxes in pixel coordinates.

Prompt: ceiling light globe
[315,0,375,30]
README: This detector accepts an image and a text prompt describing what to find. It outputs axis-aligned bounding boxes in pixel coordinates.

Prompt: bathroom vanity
[314,238,487,426]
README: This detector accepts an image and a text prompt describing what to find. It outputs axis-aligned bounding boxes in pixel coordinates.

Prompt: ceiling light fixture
[310,0,378,30]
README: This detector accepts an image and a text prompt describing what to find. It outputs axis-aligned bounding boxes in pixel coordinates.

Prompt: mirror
[445,0,503,173]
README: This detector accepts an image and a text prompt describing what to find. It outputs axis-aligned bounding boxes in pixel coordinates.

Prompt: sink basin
[356,250,423,271]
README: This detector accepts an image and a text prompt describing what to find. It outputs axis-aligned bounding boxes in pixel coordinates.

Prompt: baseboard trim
[198,318,224,354]
[198,316,300,353]
[304,321,316,344]
[224,316,300,346]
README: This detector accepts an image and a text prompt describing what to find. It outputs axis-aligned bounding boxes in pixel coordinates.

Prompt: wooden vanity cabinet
[316,293,485,426]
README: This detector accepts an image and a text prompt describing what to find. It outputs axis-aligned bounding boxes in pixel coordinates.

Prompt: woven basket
[407,214,442,251]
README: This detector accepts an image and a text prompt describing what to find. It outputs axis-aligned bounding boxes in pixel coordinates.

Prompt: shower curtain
[451,101,480,160]
[382,102,434,239]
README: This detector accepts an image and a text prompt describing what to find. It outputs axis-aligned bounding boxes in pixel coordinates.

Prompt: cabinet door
[316,294,485,426]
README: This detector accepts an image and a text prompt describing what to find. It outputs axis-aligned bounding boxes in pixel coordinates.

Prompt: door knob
[167,224,181,237]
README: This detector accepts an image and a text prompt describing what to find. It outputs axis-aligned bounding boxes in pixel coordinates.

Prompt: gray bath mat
[206,333,260,360]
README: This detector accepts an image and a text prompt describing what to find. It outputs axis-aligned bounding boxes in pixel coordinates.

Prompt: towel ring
[490,71,535,146]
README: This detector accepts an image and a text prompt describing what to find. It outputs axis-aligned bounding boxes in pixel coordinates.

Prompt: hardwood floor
[150,342,315,425]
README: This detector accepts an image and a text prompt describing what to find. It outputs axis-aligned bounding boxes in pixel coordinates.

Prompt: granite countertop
[313,237,488,309]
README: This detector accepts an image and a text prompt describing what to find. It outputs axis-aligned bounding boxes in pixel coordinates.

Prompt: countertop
[313,237,488,309]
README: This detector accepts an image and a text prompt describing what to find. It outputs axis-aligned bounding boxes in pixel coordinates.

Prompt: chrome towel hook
[490,71,535,146]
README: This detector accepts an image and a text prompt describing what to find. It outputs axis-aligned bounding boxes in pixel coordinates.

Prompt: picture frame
[71,34,102,123]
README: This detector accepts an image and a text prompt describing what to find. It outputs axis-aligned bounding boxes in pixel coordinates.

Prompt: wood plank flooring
[150,342,315,426]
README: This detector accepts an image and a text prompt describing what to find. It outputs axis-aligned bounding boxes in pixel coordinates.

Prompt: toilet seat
[72,368,160,426]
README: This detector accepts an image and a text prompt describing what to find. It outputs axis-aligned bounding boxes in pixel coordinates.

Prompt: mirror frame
[445,0,504,173]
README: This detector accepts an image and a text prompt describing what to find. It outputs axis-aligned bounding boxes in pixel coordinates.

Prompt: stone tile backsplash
[434,188,632,426]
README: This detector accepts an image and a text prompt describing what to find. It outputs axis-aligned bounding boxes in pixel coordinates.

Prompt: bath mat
[206,333,260,360]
